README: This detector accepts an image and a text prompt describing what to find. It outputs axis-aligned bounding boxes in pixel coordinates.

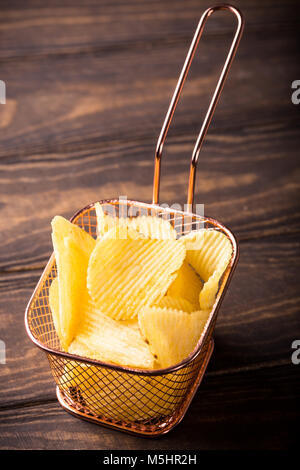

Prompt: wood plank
[0,0,298,60]
[0,24,298,158]
[0,235,299,407]
[0,365,298,449]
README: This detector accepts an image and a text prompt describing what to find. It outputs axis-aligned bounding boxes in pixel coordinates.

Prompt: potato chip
[167,260,202,306]
[181,229,232,281]
[95,202,116,237]
[51,216,96,348]
[87,225,185,320]
[139,306,210,368]
[95,202,176,241]
[52,215,95,256]
[48,277,61,340]
[68,292,154,369]
[157,295,196,313]
[69,336,153,370]
[181,229,232,310]
[57,237,93,348]
[199,268,224,310]
[119,318,140,332]
[127,215,177,240]
[100,223,143,241]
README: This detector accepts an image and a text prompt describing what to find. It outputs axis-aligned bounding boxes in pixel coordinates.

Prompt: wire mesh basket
[25,5,243,436]
[26,200,237,435]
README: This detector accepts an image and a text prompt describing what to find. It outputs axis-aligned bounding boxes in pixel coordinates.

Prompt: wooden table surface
[0,0,299,450]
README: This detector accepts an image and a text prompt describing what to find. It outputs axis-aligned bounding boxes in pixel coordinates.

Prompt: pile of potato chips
[49,203,232,370]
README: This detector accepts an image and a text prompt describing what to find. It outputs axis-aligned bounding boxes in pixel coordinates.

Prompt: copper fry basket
[25,4,243,437]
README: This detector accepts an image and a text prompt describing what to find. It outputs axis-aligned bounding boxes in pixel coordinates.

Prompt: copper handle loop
[152,4,244,210]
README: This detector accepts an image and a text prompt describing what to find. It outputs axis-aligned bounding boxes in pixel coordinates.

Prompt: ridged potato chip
[181,229,232,310]
[139,306,210,368]
[95,202,176,240]
[199,268,224,310]
[68,291,154,369]
[167,260,202,307]
[127,215,176,240]
[181,229,232,281]
[157,295,196,313]
[95,202,117,237]
[51,216,96,348]
[87,225,185,320]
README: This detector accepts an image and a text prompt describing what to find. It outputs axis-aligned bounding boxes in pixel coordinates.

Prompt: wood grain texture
[0,24,298,158]
[0,0,299,450]
[0,365,297,449]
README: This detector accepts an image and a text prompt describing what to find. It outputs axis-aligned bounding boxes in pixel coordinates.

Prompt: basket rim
[25,199,239,376]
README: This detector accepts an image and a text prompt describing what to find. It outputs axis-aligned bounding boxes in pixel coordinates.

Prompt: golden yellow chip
[181,229,232,310]
[48,277,61,340]
[167,260,202,306]
[199,268,224,310]
[95,202,117,237]
[181,229,232,281]
[95,202,176,241]
[127,216,177,240]
[87,226,185,320]
[57,237,92,348]
[156,295,196,313]
[51,216,96,348]
[139,306,210,368]
[119,318,140,332]
[52,215,95,256]
[68,292,154,369]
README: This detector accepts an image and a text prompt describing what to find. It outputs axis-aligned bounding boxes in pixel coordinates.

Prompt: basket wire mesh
[26,200,238,435]
[25,4,243,436]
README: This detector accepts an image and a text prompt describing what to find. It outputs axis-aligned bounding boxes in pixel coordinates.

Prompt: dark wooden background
[0,0,299,449]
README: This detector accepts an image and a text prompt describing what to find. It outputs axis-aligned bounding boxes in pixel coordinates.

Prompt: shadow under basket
[25,200,238,437]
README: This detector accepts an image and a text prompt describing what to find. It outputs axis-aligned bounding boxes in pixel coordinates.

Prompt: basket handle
[152,4,244,210]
